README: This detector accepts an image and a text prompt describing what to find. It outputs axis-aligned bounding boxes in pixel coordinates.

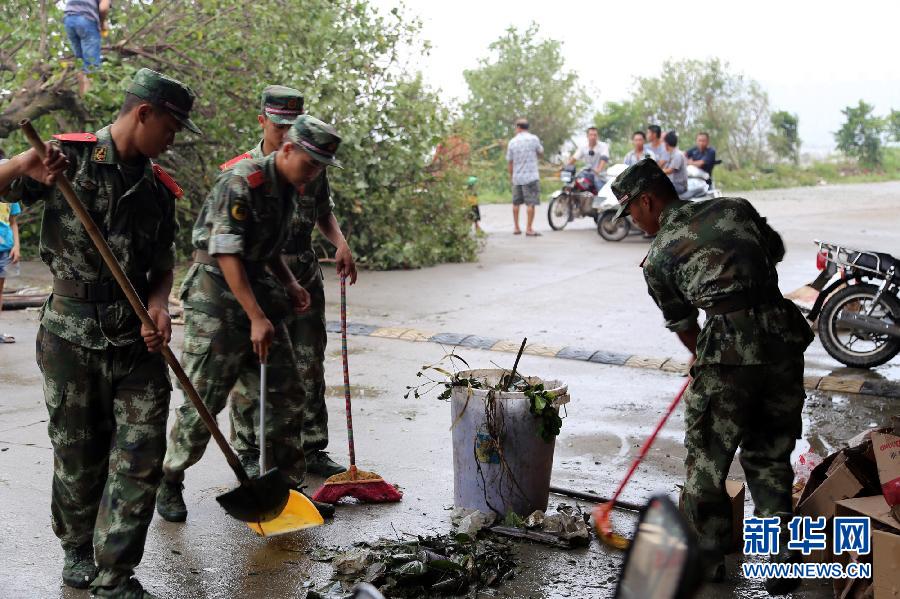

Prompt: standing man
[610,158,813,594]
[506,118,544,237]
[661,131,687,196]
[623,131,656,166]
[647,124,669,167]
[63,0,111,96]
[221,85,356,481]
[685,132,717,188]
[567,126,609,190]
[157,115,345,523]
[0,68,197,597]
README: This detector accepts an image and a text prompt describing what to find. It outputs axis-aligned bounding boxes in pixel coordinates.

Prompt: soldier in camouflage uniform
[611,158,813,593]
[221,86,356,478]
[157,115,345,522]
[0,68,198,598]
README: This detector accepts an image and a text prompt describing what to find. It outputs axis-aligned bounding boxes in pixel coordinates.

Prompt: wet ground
[1,181,898,598]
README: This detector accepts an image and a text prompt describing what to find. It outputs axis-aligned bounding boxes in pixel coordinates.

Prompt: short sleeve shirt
[0,159,20,252]
[506,132,543,186]
[685,146,717,175]
[573,141,610,172]
[649,142,669,165]
[624,148,657,166]
[667,150,688,194]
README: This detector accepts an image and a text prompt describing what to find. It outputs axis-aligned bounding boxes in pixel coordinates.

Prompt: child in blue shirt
[0,156,21,343]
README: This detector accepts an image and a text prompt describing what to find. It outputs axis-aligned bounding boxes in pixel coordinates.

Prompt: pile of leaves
[309,533,516,598]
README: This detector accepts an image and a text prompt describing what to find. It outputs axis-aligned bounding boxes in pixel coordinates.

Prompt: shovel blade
[216,469,291,523]
[247,489,324,537]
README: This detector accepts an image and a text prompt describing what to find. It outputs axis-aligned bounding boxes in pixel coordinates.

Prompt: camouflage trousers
[36,326,171,588]
[230,280,328,469]
[682,357,806,555]
[162,306,307,486]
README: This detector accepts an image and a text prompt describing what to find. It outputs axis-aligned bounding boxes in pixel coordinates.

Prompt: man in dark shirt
[685,132,717,187]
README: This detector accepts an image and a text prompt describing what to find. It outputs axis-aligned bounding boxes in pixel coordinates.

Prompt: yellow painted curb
[490,340,523,353]
[524,343,564,357]
[398,329,433,342]
[625,356,669,370]
[369,327,411,339]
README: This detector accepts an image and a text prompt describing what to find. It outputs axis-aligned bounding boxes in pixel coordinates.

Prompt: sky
[371,0,899,154]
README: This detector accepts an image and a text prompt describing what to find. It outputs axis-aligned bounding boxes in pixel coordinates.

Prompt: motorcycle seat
[850,251,899,275]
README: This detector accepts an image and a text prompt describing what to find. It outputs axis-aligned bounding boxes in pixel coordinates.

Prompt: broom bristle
[311,479,402,504]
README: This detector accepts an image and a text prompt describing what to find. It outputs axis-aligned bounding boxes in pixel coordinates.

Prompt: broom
[593,375,692,549]
[311,276,402,504]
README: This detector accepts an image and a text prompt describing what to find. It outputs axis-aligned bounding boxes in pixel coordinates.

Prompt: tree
[592,100,643,157]
[0,0,475,269]
[888,109,900,143]
[462,23,587,158]
[834,100,885,168]
[768,111,801,164]
[592,59,772,168]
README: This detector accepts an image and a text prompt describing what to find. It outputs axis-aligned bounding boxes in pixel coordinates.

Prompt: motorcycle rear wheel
[597,211,629,241]
[547,195,572,230]
[818,283,900,368]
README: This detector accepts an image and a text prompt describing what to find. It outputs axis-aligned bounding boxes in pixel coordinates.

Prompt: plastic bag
[793,451,824,486]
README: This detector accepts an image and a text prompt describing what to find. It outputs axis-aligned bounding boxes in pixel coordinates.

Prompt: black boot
[155,480,187,522]
[61,542,97,589]
[305,451,347,477]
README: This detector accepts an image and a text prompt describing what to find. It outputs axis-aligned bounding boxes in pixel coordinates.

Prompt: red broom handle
[608,376,691,505]
[340,276,357,473]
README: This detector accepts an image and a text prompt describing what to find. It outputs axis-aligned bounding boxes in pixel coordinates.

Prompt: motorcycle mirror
[614,495,703,599]
[351,583,386,599]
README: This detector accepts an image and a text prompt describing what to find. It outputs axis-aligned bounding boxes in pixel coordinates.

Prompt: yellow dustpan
[247,363,324,537]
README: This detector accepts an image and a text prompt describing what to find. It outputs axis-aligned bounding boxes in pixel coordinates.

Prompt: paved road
[0,181,897,598]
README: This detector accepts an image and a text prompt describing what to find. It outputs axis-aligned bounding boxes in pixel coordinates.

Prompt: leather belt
[193,249,268,278]
[52,278,146,302]
[705,288,783,316]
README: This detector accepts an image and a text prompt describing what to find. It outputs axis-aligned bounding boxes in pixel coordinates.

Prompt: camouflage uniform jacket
[1,126,178,349]
[222,140,334,286]
[642,197,813,365]
[184,151,299,320]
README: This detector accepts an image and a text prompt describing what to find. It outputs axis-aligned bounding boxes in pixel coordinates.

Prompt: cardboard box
[799,463,864,520]
[872,432,900,514]
[835,496,900,599]
[726,480,745,555]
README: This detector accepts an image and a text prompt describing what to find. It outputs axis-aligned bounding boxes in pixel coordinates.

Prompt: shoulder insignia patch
[219,152,252,172]
[231,202,249,222]
[153,164,184,199]
[52,132,98,143]
[92,146,108,162]
[246,169,265,189]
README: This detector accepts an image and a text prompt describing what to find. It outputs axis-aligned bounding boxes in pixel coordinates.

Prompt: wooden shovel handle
[20,119,250,485]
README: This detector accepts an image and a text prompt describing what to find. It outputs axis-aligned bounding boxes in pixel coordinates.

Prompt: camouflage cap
[284,115,342,168]
[260,85,304,125]
[126,68,201,134]
[611,157,668,219]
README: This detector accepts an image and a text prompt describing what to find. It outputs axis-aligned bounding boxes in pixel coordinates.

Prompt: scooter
[595,164,722,242]
[806,240,900,368]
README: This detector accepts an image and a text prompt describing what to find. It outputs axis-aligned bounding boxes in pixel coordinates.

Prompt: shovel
[246,362,323,536]
[21,119,290,524]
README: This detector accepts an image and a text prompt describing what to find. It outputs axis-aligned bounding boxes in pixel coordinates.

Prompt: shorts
[0,250,11,278]
[64,14,102,73]
[512,180,540,206]
[469,204,481,222]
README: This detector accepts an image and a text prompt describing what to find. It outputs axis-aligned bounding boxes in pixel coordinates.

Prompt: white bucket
[450,369,569,517]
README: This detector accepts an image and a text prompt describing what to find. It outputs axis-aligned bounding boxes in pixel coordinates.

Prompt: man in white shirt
[568,127,610,190]
[506,118,544,236]
[647,124,669,168]
[624,131,657,166]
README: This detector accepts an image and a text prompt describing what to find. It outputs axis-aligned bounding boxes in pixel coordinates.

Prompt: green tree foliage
[462,23,587,158]
[888,109,900,143]
[0,0,475,269]
[834,100,885,168]
[592,100,643,157]
[768,111,801,164]
[592,59,771,168]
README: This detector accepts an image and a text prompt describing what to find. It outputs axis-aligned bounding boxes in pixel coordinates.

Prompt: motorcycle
[547,164,607,230]
[596,163,722,242]
[806,240,900,368]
